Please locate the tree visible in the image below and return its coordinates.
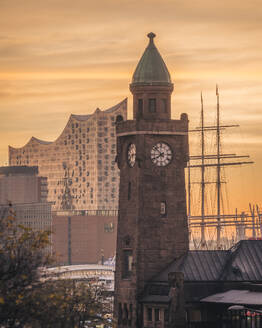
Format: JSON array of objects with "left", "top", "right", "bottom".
[
  {"left": 27, "top": 279, "right": 110, "bottom": 328},
  {"left": 0, "top": 206, "right": 51, "bottom": 327},
  {"left": 0, "top": 205, "right": 112, "bottom": 328}
]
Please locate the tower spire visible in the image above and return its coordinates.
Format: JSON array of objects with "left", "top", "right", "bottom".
[
  {"left": 131, "top": 32, "right": 172, "bottom": 86},
  {"left": 147, "top": 32, "right": 156, "bottom": 43},
  {"left": 130, "top": 33, "right": 174, "bottom": 120}
]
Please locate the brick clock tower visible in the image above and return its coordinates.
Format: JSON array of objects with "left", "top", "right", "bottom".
[{"left": 114, "top": 33, "right": 189, "bottom": 328}]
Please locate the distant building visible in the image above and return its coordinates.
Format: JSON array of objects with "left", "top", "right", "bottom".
[
  {"left": 9, "top": 99, "right": 127, "bottom": 211},
  {"left": 0, "top": 166, "right": 48, "bottom": 204},
  {"left": 0, "top": 165, "right": 52, "bottom": 254},
  {"left": 46, "top": 264, "right": 115, "bottom": 291},
  {"left": 0, "top": 202, "right": 52, "bottom": 232},
  {"left": 52, "top": 211, "right": 117, "bottom": 265},
  {"left": 0, "top": 202, "right": 52, "bottom": 254}
]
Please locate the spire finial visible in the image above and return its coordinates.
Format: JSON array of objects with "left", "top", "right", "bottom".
[{"left": 147, "top": 32, "right": 156, "bottom": 43}]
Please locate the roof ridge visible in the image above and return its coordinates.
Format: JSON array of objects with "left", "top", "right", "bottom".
[
  {"left": 32, "top": 136, "right": 52, "bottom": 145},
  {"left": 218, "top": 242, "right": 241, "bottom": 281}
]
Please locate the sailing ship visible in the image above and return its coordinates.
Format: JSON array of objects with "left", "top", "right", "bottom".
[{"left": 187, "top": 86, "right": 261, "bottom": 250}]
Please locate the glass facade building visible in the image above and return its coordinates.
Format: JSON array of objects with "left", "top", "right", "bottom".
[{"left": 9, "top": 99, "right": 127, "bottom": 211}]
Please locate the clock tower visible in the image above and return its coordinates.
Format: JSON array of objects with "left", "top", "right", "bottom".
[{"left": 114, "top": 33, "right": 189, "bottom": 328}]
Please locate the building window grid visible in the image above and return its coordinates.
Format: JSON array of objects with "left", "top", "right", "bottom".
[{"left": 9, "top": 106, "right": 123, "bottom": 210}]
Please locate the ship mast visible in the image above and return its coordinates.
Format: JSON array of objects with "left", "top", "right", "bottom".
[
  {"left": 200, "top": 92, "right": 206, "bottom": 247},
  {"left": 216, "top": 85, "right": 222, "bottom": 248},
  {"left": 188, "top": 86, "right": 254, "bottom": 249}
]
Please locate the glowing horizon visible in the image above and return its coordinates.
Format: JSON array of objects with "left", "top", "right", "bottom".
[{"left": 1, "top": 0, "right": 261, "bottom": 214}]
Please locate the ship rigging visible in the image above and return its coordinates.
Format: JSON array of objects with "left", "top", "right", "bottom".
[{"left": 187, "top": 86, "right": 260, "bottom": 250}]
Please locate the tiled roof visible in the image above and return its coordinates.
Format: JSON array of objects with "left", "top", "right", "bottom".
[
  {"left": 153, "top": 250, "right": 228, "bottom": 282},
  {"left": 152, "top": 240, "right": 262, "bottom": 282},
  {"left": 222, "top": 240, "right": 262, "bottom": 281}
]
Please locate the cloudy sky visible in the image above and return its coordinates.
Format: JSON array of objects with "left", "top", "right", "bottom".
[{"left": 0, "top": 0, "right": 261, "bottom": 213}]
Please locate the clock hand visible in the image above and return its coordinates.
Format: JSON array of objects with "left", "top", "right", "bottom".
[
  {"left": 152, "top": 146, "right": 161, "bottom": 153},
  {"left": 152, "top": 153, "right": 163, "bottom": 160}
]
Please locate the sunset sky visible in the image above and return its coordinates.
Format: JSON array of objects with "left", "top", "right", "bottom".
[{"left": 1, "top": 0, "right": 262, "bottom": 213}]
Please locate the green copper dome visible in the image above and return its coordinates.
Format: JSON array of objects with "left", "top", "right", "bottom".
[{"left": 132, "top": 33, "right": 172, "bottom": 86}]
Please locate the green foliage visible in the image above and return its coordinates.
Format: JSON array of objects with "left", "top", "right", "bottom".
[
  {"left": 0, "top": 208, "right": 52, "bottom": 327},
  {"left": 0, "top": 207, "right": 112, "bottom": 328},
  {"left": 27, "top": 279, "right": 111, "bottom": 328}
]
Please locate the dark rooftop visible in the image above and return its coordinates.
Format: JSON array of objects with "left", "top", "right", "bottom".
[{"left": 152, "top": 240, "right": 262, "bottom": 282}]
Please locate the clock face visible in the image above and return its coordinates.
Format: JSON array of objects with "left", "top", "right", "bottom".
[
  {"left": 127, "top": 143, "right": 136, "bottom": 167},
  {"left": 151, "top": 142, "right": 173, "bottom": 166}
]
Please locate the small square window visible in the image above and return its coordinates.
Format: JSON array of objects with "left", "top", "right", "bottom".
[
  {"left": 123, "top": 250, "right": 133, "bottom": 278},
  {"left": 160, "top": 201, "right": 167, "bottom": 217}
]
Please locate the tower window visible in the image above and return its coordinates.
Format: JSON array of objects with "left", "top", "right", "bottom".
[
  {"left": 147, "top": 308, "right": 152, "bottom": 322},
  {"left": 149, "top": 98, "right": 156, "bottom": 113},
  {"left": 164, "top": 309, "right": 169, "bottom": 322},
  {"left": 118, "top": 303, "right": 123, "bottom": 324},
  {"left": 160, "top": 201, "right": 167, "bottom": 217},
  {"left": 123, "top": 303, "right": 128, "bottom": 321},
  {"left": 154, "top": 308, "right": 160, "bottom": 322},
  {"left": 123, "top": 250, "right": 133, "bottom": 278},
  {"left": 138, "top": 99, "right": 143, "bottom": 117},
  {"left": 161, "top": 98, "right": 167, "bottom": 112},
  {"left": 129, "top": 304, "right": 133, "bottom": 325}
]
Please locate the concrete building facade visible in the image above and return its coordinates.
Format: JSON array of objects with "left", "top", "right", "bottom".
[
  {"left": 0, "top": 202, "right": 52, "bottom": 254},
  {"left": 52, "top": 211, "right": 117, "bottom": 265},
  {"left": 0, "top": 166, "right": 48, "bottom": 205},
  {"left": 9, "top": 100, "right": 127, "bottom": 211}
]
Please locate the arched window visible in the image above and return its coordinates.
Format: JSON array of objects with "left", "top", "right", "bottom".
[{"left": 116, "top": 115, "right": 124, "bottom": 123}]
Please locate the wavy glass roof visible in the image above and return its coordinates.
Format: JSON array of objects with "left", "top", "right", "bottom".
[{"left": 9, "top": 98, "right": 127, "bottom": 149}]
